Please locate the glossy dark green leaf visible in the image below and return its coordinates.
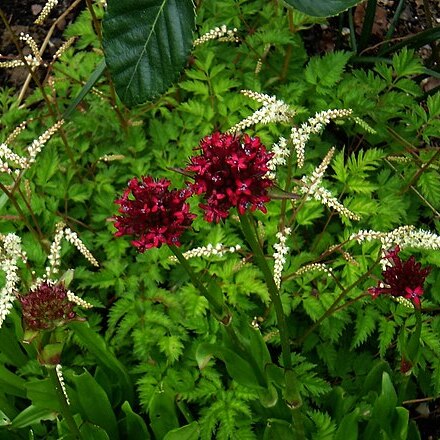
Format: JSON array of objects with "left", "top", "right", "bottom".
[
  {"left": 102, "top": 0, "right": 196, "bottom": 106},
  {"left": 283, "top": 0, "right": 363, "bottom": 17}
]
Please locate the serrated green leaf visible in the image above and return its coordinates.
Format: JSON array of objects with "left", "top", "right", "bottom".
[
  {"left": 284, "top": 0, "right": 363, "bottom": 17},
  {"left": 392, "top": 48, "right": 424, "bottom": 78},
  {"left": 351, "top": 308, "right": 378, "bottom": 349},
  {"left": 103, "top": 0, "right": 196, "bottom": 106},
  {"left": 427, "top": 92, "right": 440, "bottom": 118},
  {"left": 431, "top": 358, "right": 440, "bottom": 395},
  {"left": 417, "top": 171, "right": 440, "bottom": 208},
  {"left": 378, "top": 318, "right": 396, "bottom": 358},
  {"left": 158, "top": 335, "right": 184, "bottom": 363},
  {"left": 305, "top": 51, "right": 351, "bottom": 88},
  {"left": 35, "top": 146, "right": 59, "bottom": 186},
  {"left": 309, "top": 410, "right": 336, "bottom": 439}
]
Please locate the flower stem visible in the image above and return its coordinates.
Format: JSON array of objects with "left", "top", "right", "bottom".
[
  {"left": 169, "top": 245, "right": 230, "bottom": 323},
  {"left": 47, "top": 366, "right": 82, "bottom": 439},
  {"left": 239, "top": 213, "right": 302, "bottom": 410}
]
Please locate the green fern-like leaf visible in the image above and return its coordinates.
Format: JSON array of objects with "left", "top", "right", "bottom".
[
  {"left": 421, "top": 324, "right": 440, "bottom": 353},
  {"left": 431, "top": 358, "right": 440, "bottom": 396},
  {"left": 309, "top": 410, "right": 336, "bottom": 440},
  {"left": 305, "top": 51, "right": 351, "bottom": 89},
  {"left": 333, "top": 149, "right": 384, "bottom": 194},
  {"left": 417, "top": 170, "right": 440, "bottom": 209},
  {"left": 303, "top": 295, "right": 326, "bottom": 322},
  {"left": 317, "top": 343, "right": 337, "bottom": 372},
  {"left": 351, "top": 308, "right": 379, "bottom": 349},
  {"left": 392, "top": 48, "right": 424, "bottom": 78},
  {"left": 378, "top": 317, "right": 396, "bottom": 358},
  {"left": 292, "top": 354, "right": 331, "bottom": 397},
  {"left": 158, "top": 335, "right": 184, "bottom": 364},
  {"left": 199, "top": 388, "right": 256, "bottom": 440},
  {"left": 180, "top": 80, "right": 210, "bottom": 97},
  {"left": 427, "top": 92, "right": 440, "bottom": 118}
]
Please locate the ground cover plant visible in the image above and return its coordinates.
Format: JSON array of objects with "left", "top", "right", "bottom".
[{"left": 0, "top": 0, "right": 439, "bottom": 438}]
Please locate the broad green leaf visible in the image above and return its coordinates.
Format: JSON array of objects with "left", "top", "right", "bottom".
[
  {"left": 196, "top": 343, "right": 263, "bottom": 389},
  {"left": 120, "top": 401, "right": 150, "bottom": 440},
  {"left": 25, "top": 379, "right": 59, "bottom": 411},
  {"left": 80, "top": 423, "right": 110, "bottom": 440},
  {"left": 11, "top": 405, "right": 57, "bottom": 429},
  {"left": 361, "top": 360, "right": 391, "bottom": 394},
  {"left": 163, "top": 422, "right": 200, "bottom": 440},
  {"left": 0, "top": 410, "right": 9, "bottom": 427},
  {"left": 0, "top": 324, "right": 28, "bottom": 367},
  {"left": 392, "top": 407, "right": 409, "bottom": 440},
  {"left": 102, "top": 0, "right": 196, "bottom": 106},
  {"left": 68, "top": 321, "right": 134, "bottom": 405},
  {"left": 284, "top": 0, "right": 362, "bottom": 17},
  {"left": 335, "top": 409, "right": 359, "bottom": 440},
  {"left": 0, "top": 364, "right": 26, "bottom": 398},
  {"left": 149, "top": 388, "right": 179, "bottom": 439},
  {"left": 72, "top": 370, "right": 119, "bottom": 440},
  {"left": 263, "top": 419, "right": 294, "bottom": 439},
  {"left": 372, "top": 372, "right": 397, "bottom": 435}
]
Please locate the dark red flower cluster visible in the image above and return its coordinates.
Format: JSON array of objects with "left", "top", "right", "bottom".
[
  {"left": 114, "top": 177, "right": 195, "bottom": 251},
  {"left": 369, "top": 246, "right": 431, "bottom": 307},
  {"left": 19, "top": 282, "right": 75, "bottom": 330},
  {"left": 186, "top": 132, "right": 273, "bottom": 222}
]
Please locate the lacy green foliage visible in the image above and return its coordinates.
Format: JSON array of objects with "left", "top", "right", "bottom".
[
  {"left": 308, "top": 410, "right": 336, "bottom": 439},
  {"left": 198, "top": 386, "right": 257, "bottom": 440}
]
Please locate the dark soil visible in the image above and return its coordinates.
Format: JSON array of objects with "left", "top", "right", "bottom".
[{"left": 0, "top": 0, "right": 80, "bottom": 88}]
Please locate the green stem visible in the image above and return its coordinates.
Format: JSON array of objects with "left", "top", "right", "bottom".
[
  {"left": 296, "top": 255, "right": 381, "bottom": 346},
  {"left": 239, "top": 212, "right": 303, "bottom": 413},
  {"left": 47, "top": 366, "right": 82, "bottom": 439},
  {"left": 407, "top": 306, "right": 422, "bottom": 363},
  {"left": 168, "top": 245, "right": 230, "bottom": 323}
]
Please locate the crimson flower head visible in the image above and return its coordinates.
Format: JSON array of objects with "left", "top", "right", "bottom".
[
  {"left": 114, "top": 176, "right": 196, "bottom": 251},
  {"left": 186, "top": 132, "right": 274, "bottom": 222},
  {"left": 369, "top": 246, "right": 431, "bottom": 308},
  {"left": 19, "top": 281, "right": 76, "bottom": 331}
]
